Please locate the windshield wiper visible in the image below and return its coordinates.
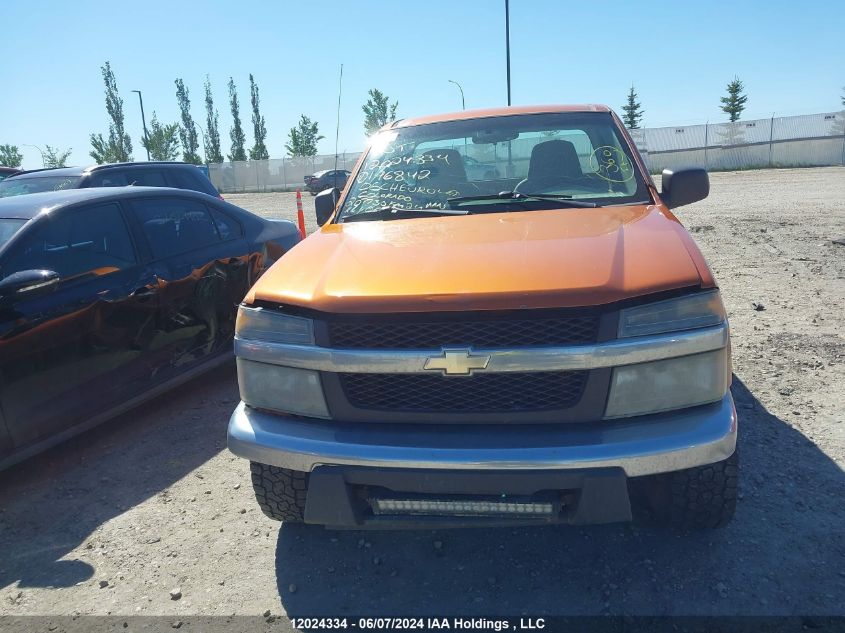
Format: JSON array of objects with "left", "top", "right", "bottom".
[
  {"left": 448, "top": 191, "right": 598, "bottom": 208},
  {"left": 341, "top": 205, "right": 470, "bottom": 223}
]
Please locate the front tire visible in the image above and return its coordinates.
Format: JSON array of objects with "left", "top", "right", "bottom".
[
  {"left": 249, "top": 462, "right": 309, "bottom": 523},
  {"left": 648, "top": 450, "right": 739, "bottom": 529}
]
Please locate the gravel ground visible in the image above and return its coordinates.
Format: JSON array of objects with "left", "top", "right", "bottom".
[{"left": 0, "top": 167, "right": 843, "bottom": 618}]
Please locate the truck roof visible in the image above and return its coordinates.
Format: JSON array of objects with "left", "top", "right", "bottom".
[{"left": 393, "top": 104, "right": 611, "bottom": 129}]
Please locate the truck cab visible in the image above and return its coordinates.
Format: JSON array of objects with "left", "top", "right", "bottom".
[{"left": 228, "top": 105, "right": 737, "bottom": 530}]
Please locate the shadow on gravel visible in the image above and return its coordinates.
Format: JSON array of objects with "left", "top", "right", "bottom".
[
  {"left": 0, "top": 362, "right": 237, "bottom": 590},
  {"left": 275, "top": 377, "right": 845, "bottom": 616}
]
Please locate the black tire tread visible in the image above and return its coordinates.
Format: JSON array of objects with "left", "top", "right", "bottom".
[
  {"left": 249, "top": 462, "right": 308, "bottom": 523},
  {"left": 668, "top": 450, "right": 739, "bottom": 530}
]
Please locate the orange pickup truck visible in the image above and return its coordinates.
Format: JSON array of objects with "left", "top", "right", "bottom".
[{"left": 228, "top": 105, "right": 737, "bottom": 530}]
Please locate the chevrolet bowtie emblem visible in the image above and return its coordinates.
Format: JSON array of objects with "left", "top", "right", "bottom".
[{"left": 424, "top": 348, "right": 491, "bottom": 376}]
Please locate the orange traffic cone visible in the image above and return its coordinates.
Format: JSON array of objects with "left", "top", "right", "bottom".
[{"left": 295, "top": 189, "right": 306, "bottom": 240}]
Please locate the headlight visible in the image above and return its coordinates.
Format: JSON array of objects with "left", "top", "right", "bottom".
[
  {"left": 606, "top": 291, "right": 731, "bottom": 418},
  {"left": 236, "top": 305, "right": 314, "bottom": 345},
  {"left": 604, "top": 349, "right": 730, "bottom": 419},
  {"left": 237, "top": 359, "right": 330, "bottom": 419},
  {"left": 619, "top": 290, "right": 725, "bottom": 338},
  {"left": 236, "top": 306, "right": 327, "bottom": 418}
]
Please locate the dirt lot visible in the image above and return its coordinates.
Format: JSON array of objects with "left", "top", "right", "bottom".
[{"left": 1, "top": 167, "right": 844, "bottom": 618}]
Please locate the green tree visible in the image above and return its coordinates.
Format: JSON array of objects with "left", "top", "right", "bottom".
[
  {"left": 248, "top": 74, "right": 269, "bottom": 160},
  {"left": 203, "top": 76, "right": 224, "bottom": 164},
  {"left": 720, "top": 76, "right": 748, "bottom": 122},
  {"left": 175, "top": 78, "right": 202, "bottom": 164},
  {"left": 89, "top": 133, "right": 117, "bottom": 164},
  {"left": 621, "top": 84, "right": 644, "bottom": 129},
  {"left": 362, "top": 88, "right": 398, "bottom": 136},
  {"left": 89, "top": 61, "right": 133, "bottom": 164},
  {"left": 841, "top": 86, "right": 845, "bottom": 107},
  {"left": 0, "top": 144, "right": 23, "bottom": 168},
  {"left": 285, "top": 115, "right": 324, "bottom": 157},
  {"left": 43, "top": 145, "right": 72, "bottom": 168},
  {"left": 227, "top": 77, "right": 247, "bottom": 162},
  {"left": 141, "top": 112, "right": 181, "bottom": 161}
]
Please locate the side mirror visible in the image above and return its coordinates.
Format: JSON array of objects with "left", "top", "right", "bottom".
[
  {"left": 661, "top": 168, "right": 709, "bottom": 209},
  {"left": 0, "top": 270, "right": 60, "bottom": 303},
  {"left": 314, "top": 187, "right": 340, "bottom": 226}
]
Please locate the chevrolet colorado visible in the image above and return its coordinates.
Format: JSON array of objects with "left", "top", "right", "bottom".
[{"left": 228, "top": 105, "right": 737, "bottom": 530}]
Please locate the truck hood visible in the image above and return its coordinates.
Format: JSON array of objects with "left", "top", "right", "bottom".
[{"left": 247, "top": 205, "right": 713, "bottom": 313}]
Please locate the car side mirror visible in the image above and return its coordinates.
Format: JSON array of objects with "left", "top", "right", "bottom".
[
  {"left": 661, "top": 168, "right": 709, "bottom": 209},
  {"left": 314, "top": 187, "right": 340, "bottom": 226},
  {"left": 0, "top": 270, "right": 60, "bottom": 303}
]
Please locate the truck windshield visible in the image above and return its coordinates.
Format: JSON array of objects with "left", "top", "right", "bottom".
[{"left": 338, "top": 111, "right": 650, "bottom": 221}]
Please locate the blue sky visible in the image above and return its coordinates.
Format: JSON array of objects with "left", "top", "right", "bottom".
[{"left": 2, "top": 0, "right": 843, "bottom": 169}]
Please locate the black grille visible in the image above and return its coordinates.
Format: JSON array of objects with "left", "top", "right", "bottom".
[
  {"left": 327, "top": 314, "right": 599, "bottom": 349},
  {"left": 339, "top": 372, "right": 587, "bottom": 413}
]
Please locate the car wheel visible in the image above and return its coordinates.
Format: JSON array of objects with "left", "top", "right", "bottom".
[
  {"left": 645, "top": 450, "right": 739, "bottom": 530},
  {"left": 249, "top": 462, "right": 308, "bottom": 523}
]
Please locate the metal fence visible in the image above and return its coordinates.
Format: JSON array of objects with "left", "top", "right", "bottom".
[
  {"left": 208, "top": 153, "right": 361, "bottom": 194},
  {"left": 632, "top": 111, "right": 845, "bottom": 173},
  {"left": 209, "top": 111, "right": 845, "bottom": 193}
]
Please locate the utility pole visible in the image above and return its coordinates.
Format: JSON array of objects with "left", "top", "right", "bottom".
[
  {"left": 132, "top": 90, "right": 151, "bottom": 161},
  {"left": 505, "top": 0, "right": 511, "bottom": 106},
  {"left": 448, "top": 80, "right": 465, "bottom": 110}
]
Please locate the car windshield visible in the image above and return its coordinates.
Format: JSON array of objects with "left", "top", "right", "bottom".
[
  {"left": 0, "top": 219, "right": 27, "bottom": 248},
  {"left": 337, "top": 111, "right": 650, "bottom": 220},
  {"left": 0, "top": 175, "right": 81, "bottom": 198}
]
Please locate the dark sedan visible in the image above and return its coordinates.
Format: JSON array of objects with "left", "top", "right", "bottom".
[
  {"left": 0, "top": 187, "right": 300, "bottom": 469},
  {"left": 0, "top": 162, "right": 220, "bottom": 199},
  {"left": 304, "top": 169, "right": 350, "bottom": 195},
  {"left": 0, "top": 167, "right": 22, "bottom": 182}
]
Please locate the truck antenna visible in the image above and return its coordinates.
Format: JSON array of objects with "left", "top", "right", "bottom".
[{"left": 334, "top": 63, "right": 344, "bottom": 174}]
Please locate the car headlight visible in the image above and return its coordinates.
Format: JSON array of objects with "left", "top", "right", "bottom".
[
  {"left": 236, "top": 305, "right": 314, "bottom": 345},
  {"left": 618, "top": 290, "right": 725, "bottom": 338},
  {"left": 604, "top": 348, "right": 730, "bottom": 419},
  {"left": 236, "top": 306, "right": 328, "bottom": 418},
  {"left": 606, "top": 291, "right": 730, "bottom": 418},
  {"left": 237, "top": 359, "right": 330, "bottom": 419}
]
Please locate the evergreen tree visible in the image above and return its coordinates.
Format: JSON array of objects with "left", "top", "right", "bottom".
[
  {"left": 621, "top": 84, "right": 644, "bottom": 129},
  {"left": 720, "top": 76, "right": 748, "bottom": 122},
  {"left": 363, "top": 88, "right": 398, "bottom": 136},
  {"left": 203, "top": 76, "right": 224, "bottom": 164},
  {"left": 285, "top": 115, "right": 324, "bottom": 157},
  {"left": 175, "top": 78, "right": 202, "bottom": 164},
  {"left": 248, "top": 74, "right": 269, "bottom": 160},
  {"left": 89, "top": 61, "right": 132, "bottom": 163},
  {"left": 43, "top": 145, "right": 72, "bottom": 168},
  {"left": 227, "top": 77, "right": 247, "bottom": 162},
  {"left": 0, "top": 144, "right": 23, "bottom": 168},
  {"left": 141, "top": 112, "right": 181, "bottom": 161}
]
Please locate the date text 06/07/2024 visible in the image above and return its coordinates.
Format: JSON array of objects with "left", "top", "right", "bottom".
[{"left": 290, "top": 617, "right": 547, "bottom": 630}]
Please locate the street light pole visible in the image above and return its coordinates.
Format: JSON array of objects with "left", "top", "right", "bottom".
[
  {"left": 448, "top": 80, "right": 465, "bottom": 110},
  {"left": 23, "top": 144, "right": 46, "bottom": 168},
  {"left": 132, "top": 90, "right": 151, "bottom": 161},
  {"left": 505, "top": 0, "right": 512, "bottom": 106}
]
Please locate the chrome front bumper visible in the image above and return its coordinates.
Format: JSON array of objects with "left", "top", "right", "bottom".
[{"left": 227, "top": 394, "right": 737, "bottom": 478}]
